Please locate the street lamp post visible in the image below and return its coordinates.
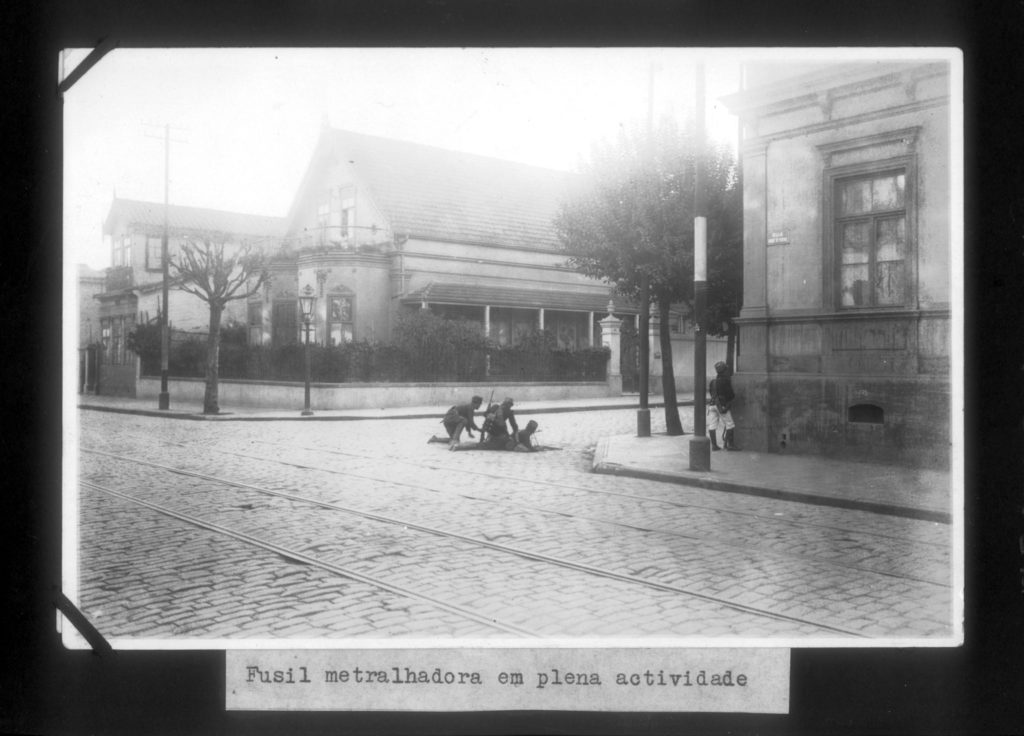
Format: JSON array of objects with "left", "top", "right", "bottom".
[{"left": 299, "top": 284, "right": 316, "bottom": 417}]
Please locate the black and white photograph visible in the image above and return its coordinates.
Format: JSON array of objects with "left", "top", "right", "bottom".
[{"left": 63, "top": 47, "right": 963, "bottom": 651}]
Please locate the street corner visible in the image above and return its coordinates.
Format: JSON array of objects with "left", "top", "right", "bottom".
[{"left": 590, "top": 435, "right": 614, "bottom": 472}]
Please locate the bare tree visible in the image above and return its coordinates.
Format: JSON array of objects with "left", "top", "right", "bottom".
[{"left": 170, "top": 235, "right": 268, "bottom": 414}]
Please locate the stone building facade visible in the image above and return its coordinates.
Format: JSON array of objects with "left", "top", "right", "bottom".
[{"left": 722, "top": 60, "right": 955, "bottom": 465}]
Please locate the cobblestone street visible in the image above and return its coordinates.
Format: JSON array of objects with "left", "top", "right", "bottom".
[{"left": 73, "top": 408, "right": 954, "bottom": 644}]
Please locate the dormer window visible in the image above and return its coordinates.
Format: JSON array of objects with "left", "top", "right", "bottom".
[
  {"left": 318, "top": 186, "right": 356, "bottom": 244},
  {"left": 113, "top": 233, "right": 132, "bottom": 267}
]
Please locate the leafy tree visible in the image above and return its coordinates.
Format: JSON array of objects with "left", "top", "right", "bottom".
[
  {"left": 170, "top": 235, "right": 269, "bottom": 414},
  {"left": 555, "top": 118, "right": 742, "bottom": 433}
]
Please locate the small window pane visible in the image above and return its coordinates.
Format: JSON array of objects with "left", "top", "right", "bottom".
[
  {"left": 328, "top": 190, "right": 342, "bottom": 233},
  {"left": 871, "top": 174, "right": 904, "bottom": 210},
  {"left": 840, "top": 222, "right": 870, "bottom": 263},
  {"left": 329, "top": 324, "right": 353, "bottom": 345},
  {"left": 840, "top": 179, "right": 871, "bottom": 215},
  {"left": 875, "top": 216, "right": 906, "bottom": 262},
  {"left": 841, "top": 265, "right": 870, "bottom": 307},
  {"left": 330, "top": 297, "right": 351, "bottom": 321},
  {"left": 875, "top": 261, "right": 905, "bottom": 305},
  {"left": 147, "top": 238, "right": 163, "bottom": 269}
]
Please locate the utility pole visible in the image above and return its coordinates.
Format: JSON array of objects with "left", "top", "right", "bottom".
[
  {"left": 637, "top": 274, "right": 651, "bottom": 437},
  {"left": 637, "top": 61, "right": 658, "bottom": 438},
  {"left": 689, "top": 62, "right": 711, "bottom": 470},
  {"left": 159, "top": 123, "right": 170, "bottom": 410},
  {"left": 144, "top": 123, "right": 187, "bottom": 410}
]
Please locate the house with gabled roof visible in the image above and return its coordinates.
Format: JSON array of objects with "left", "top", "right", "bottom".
[
  {"left": 263, "top": 126, "right": 627, "bottom": 351},
  {"left": 96, "top": 199, "right": 286, "bottom": 395},
  {"left": 93, "top": 126, "right": 722, "bottom": 399}
]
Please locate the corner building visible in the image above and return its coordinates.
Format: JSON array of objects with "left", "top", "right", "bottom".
[{"left": 722, "top": 60, "right": 954, "bottom": 466}]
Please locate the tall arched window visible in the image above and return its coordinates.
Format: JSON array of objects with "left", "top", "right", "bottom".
[{"left": 328, "top": 294, "right": 354, "bottom": 344}]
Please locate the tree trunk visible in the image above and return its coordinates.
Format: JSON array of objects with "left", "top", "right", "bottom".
[
  {"left": 203, "top": 302, "right": 223, "bottom": 414},
  {"left": 659, "top": 298, "right": 684, "bottom": 435}
]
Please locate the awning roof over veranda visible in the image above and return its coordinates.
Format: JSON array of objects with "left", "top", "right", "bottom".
[{"left": 402, "top": 282, "right": 640, "bottom": 315}]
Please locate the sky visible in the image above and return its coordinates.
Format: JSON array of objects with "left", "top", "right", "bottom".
[
  {"left": 62, "top": 47, "right": 955, "bottom": 271},
  {"left": 62, "top": 47, "right": 746, "bottom": 270}
]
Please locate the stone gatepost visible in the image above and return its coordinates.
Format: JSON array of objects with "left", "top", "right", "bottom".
[{"left": 599, "top": 301, "right": 623, "bottom": 395}]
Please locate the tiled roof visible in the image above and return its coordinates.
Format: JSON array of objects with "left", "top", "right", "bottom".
[
  {"left": 104, "top": 198, "right": 287, "bottom": 240},
  {"left": 403, "top": 282, "right": 635, "bottom": 314},
  {"left": 324, "top": 129, "right": 577, "bottom": 250}
]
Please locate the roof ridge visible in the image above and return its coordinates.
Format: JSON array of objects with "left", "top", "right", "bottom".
[
  {"left": 111, "top": 197, "right": 288, "bottom": 222},
  {"left": 328, "top": 127, "right": 577, "bottom": 176}
]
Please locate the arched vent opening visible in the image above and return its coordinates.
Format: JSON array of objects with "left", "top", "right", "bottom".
[{"left": 848, "top": 403, "right": 884, "bottom": 424}]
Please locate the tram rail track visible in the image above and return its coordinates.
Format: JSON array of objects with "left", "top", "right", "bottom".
[
  {"left": 80, "top": 446, "right": 904, "bottom": 638},
  {"left": 241, "top": 437, "right": 951, "bottom": 545},
  {"left": 81, "top": 479, "right": 539, "bottom": 638},
  {"left": 96, "top": 437, "right": 950, "bottom": 587}
]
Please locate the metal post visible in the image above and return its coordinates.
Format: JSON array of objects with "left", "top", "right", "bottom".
[
  {"left": 689, "top": 62, "right": 711, "bottom": 471},
  {"left": 158, "top": 123, "right": 170, "bottom": 410},
  {"left": 302, "top": 320, "right": 313, "bottom": 416}
]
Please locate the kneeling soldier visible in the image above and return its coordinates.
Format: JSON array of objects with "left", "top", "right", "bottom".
[{"left": 439, "top": 395, "right": 483, "bottom": 450}]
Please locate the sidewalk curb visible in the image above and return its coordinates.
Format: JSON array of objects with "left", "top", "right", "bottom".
[
  {"left": 590, "top": 437, "right": 951, "bottom": 525},
  {"left": 77, "top": 400, "right": 683, "bottom": 422}
]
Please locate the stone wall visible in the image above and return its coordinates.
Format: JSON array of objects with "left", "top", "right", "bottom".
[
  {"left": 137, "top": 377, "right": 613, "bottom": 411},
  {"left": 97, "top": 360, "right": 139, "bottom": 398},
  {"left": 733, "top": 371, "right": 950, "bottom": 468}
]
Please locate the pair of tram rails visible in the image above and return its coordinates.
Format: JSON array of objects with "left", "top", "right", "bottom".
[{"left": 78, "top": 437, "right": 951, "bottom": 640}]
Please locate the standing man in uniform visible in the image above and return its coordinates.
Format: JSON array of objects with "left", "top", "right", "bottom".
[{"left": 708, "top": 361, "right": 741, "bottom": 451}]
